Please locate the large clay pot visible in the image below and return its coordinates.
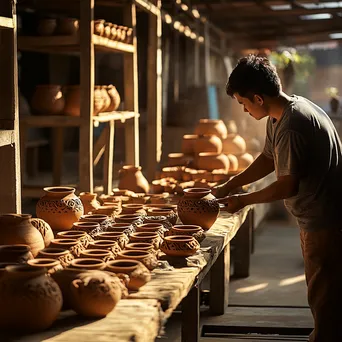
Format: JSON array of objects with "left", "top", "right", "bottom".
[
  {"left": 106, "top": 85, "right": 121, "bottom": 111},
  {"left": 181, "top": 134, "right": 198, "bottom": 155},
  {"left": 0, "top": 214, "right": 45, "bottom": 257},
  {"left": 178, "top": 188, "right": 219, "bottom": 230},
  {"left": 237, "top": 152, "right": 254, "bottom": 172},
  {"left": 27, "top": 258, "right": 63, "bottom": 274},
  {"left": 161, "top": 235, "right": 200, "bottom": 257},
  {"left": 0, "top": 265, "right": 62, "bottom": 332},
  {"left": 36, "top": 187, "right": 84, "bottom": 231},
  {"left": 193, "top": 134, "right": 223, "bottom": 154},
  {"left": 63, "top": 85, "right": 80, "bottom": 117},
  {"left": 222, "top": 134, "right": 246, "bottom": 155},
  {"left": 129, "top": 232, "right": 162, "bottom": 250},
  {"left": 125, "top": 242, "right": 155, "bottom": 255},
  {"left": 30, "top": 218, "right": 54, "bottom": 247},
  {"left": 118, "top": 165, "right": 150, "bottom": 193},
  {"left": 31, "top": 85, "right": 65, "bottom": 115},
  {"left": 197, "top": 152, "right": 230, "bottom": 172},
  {"left": 0, "top": 245, "right": 34, "bottom": 263},
  {"left": 79, "top": 192, "right": 101, "bottom": 214},
  {"left": 194, "top": 119, "right": 228, "bottom": 140},
  {"left": 227, "top": 154, "right": 239, "bottom": 172}
]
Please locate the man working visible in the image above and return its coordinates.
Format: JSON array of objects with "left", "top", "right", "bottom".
[{"left": 215, "top": 54, "right": 342, "bottom": 342}]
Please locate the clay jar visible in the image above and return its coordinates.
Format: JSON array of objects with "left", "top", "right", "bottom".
[
  {"left": 129, "top": 232, "right": 162, "bottom": 250},
  {"left": 117, "top": 250, "right": 158, "bottom": 270},
  {"left": 50, "top": 238, "right": 84, "bottom": 257},
  {"left": 30, "top": 218, "right": 54, "bottom": 247},
  {"left": 80, "top": 249, "right": 115, "bottom": 262},
  {"left": 160, "top": 235, "right": 200, "bottom": 257},
  {"left": 178, "top": 188, "right": 219, "bottom": 230},
  {"left": 115, "top": 214, "right": 144, "bottom": 227},
  {"left": 56, "top": 18, "right": 79, "bottom": 35},
  {"left": 0, "top": 245, "right": 34, "bottom": 263},
  {"left": 106, "top": 85, "right": 121, "bottom": 111},
  {"left": 145, "top": 208, "right": 178, "bottom": 226},
  {"left": 125, "top": 242, "right": 155, "bottom": 254},
  {"left": 168, "top": 225, "right": 205, "bottom": 243},
  {"left": 118, "top": 165, "right": 150, "bottom": 193},
  {"left": 121, "top": 204, "right": 146, "bottom": 216},
  {"left": 136, "top": 223, "right": 165, "bottom": 236},
  {"left": 94, "top": 19, "right": 105, "bottom": 36},
  {"left": 31, "top": 85, "right": 65, "bottom": 115},
  {"left": 69, "top": 258, "right": 106, "bottom": 270},
  {"left": 63, "top": 85, "right": 80, "bottom": 117},
  {"left": 36, "top": 187, "right": 84, "bottom": 231},
  {"left": 57, "top": 230, "right": 93, "bottom": 248},
  {"left": 95, "top": 232, "right": 129, "bottom": 249},
  {"left": 0, "top": 214, "right": 44, "bottom": 257},
  {"left": 107, "top": 223, "right": 135, "bottom": 236},
  {"left": 27, "top": 258, "right": 63, "bottom": 274},
  {"left": 37, "top": 247, "right": 74, "bottom": 267},
  {"left": 193, "top": 134, "right": 223, "bottom": 154},
  {"left": 106, "top": 260, "right": 151, "bottom": 291},
  {"left": 0, "top": 265, "right": 62, "bottom": 332},
  {"left": 194, "top": 119, "right": 228, "bottom": 140},
  {"left": 197, "top": 152, "right": 230, "bottom": 172},
  {"left": 167, "top": 153, "right": 189, "bottom": 167},
  {"left": 72, "top": 221, "right": 101, "bottom": 236},
  {"left": 87, "top": 240, "right": 121, "bottom": 258},
  {"left": 222, "top": 134, "right": 247, "bottom": 155},
  {"left": 79, "top": 214, "right": 108, "bottom": 225},
  {"left": 95, "top": 205, "right": 119, "bottom": 217},
  {"left": 79, "top": 192, "right": 101, "bottom": 214},
  {"left": 181, "top": 134, "right": 198, "bottom": 155}
]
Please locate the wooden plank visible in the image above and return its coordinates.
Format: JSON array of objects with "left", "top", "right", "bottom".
[
  {"left": 194, "top": 22, "right": 200, "bottom": 87},
  {"left": 79, "top": 0, "right": 94, "bottom": 192},
  {"left": 93, "top": 111, "right": 139, "bottom": 123},
  {"left": 0, "top": 16, "right": 13, "bottom": 29},
  {"left": 52, "top": 127, "right": 64, "bottom": 185},
  {"left": 146, "top": 0, "right": 162, "bottom": 181},
  {"left": 20, "top": 116, "right": 82, "bottom": 127},
  {"left": 0, "top": 129, "right": 14, "bottom": 147},
  {"left": 93, "top": 124, "right": 108, "bottom": 166},
  {"left": 134, "top": 0, "right": 160, "bottom": 15},
  {"left": 103, "top": 120, "right": 115, "bottom": 195},
  {"left": 181, "top": 286, "right": 199, "bottom": 342}
]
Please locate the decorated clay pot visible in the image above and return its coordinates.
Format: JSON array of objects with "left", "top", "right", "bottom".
[
  {"left": 69, "top": 258, "right": 106, "bottom": 270},
  {"left": 94, "top": 205, "right": 119, "bottom": 217},
  {"left": 106, "top": 260, "right": 151, "bottom": 291},
  {"left": 129, "top": 232, "right": 162, "bottom": 250},
  {"left": 121, "top": 204, "right": 146, "bottom": 216},
  {"left": 178, "top": 188, "right": 219, "bottom": 230},
  {"left": 181, "top": 134, "right": 198, "bottom": 155},
  {"left": 237, "top": 152, "right": 254, "bottom": 172},
  {"left": 193, "top": 134, "right": 223, "bottom": 154},
  {"left": 118, "top": 165, "right": 150, "bottom": 193},
  {"left": 167, "top": 153, "right": 189, "bottom": 167},
  {"left": 0, "top": 214, "right": 45, "bottom": 257},
  {"left": 115, "top": 214, "right": 144, "bottom": 227},
  {"left": 107, "top": 223, "right": 135, "bottom": 236},
  {"left": 168, "top": 225, "right": 205, "bottom": 243},
  {"left": 36, "top": 187, "right": 84, "bottom": 231},
  {"left": 94, "top": 19, "right": 105, "bottom": 36},
  {"left": 222, "top": 134, "right": 246, "bottom": 155},
  {"left": 145, "top": 208, "right": 178, "bottom": 226},
  {"left": 50, "top": 238, "right": 85, "bottom": 257},
  {"left": 125, "top": 242, "right": 155, "bottom": 255},
  {"left": 79, "top": 214, "right": 108, "bottom": 225},
  {"left": 72, "top": 221, "right": 101, "bottom": 236},
  {"left": 117, "top": 250, "right": 158, "bottom": 270},
  {"left": 37, "top": 247, "right": 74, "bottom": 267},
  {"left": 197, "top": 152, "right": 230, "bottom": 172},
  {"left": 95, "top": 232, "right": 129, "bottom": 249},
  {"left": 56, "top": 18, "right": 79, "bottom": 35},
  {"left": 80, "top": 249, "right": 115, "bottom": 262},
  {"left": 31, "top": 85, "right": 65, "bottom": 115},
  {"left": 194, "top": 119, "right": 228, "bottom": 140},
  {"left": 57, "top": 230, "right": 93, "bottom": 248},
  {"left": 27, "top": 258, "right": 63, "bottom": 274},
  {"left": 227, "top": 154, "right": 239, "bottom": 172},
  {"left": 160, "top": 235, "right": 200, "bottom": 257},
  {"left": 30, "top": 218, "right": 54, "bottom": 247},
  {"left": 94, "top": 85, "right": 105, "bottom": 115},
  {"left": 106, "top": 85, "right": 121, "bottom": 111},
  {"left": 63, "top": 85, "right": 80, "bottom": 117},
  {"left": 136, "top": 223, "right": 165, "bottom": 236},
  {"left": 100, "top": 86, "right": 111, "bottom": 112},
  {"left": 0, "top": 265, "right": 62, "bottom": 332},
  {"left": 0, "top": 245, "right": 33, "bottom": 263},
  {"left": 143, "top": 215, "right": 172, "bottom": 231},
  {"left": 87, "top": 240, "right": 121, "bottom": 258}
]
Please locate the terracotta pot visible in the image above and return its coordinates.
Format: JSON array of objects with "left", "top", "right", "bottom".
[
  {"left": 136, "top": 223, "right": 165, "bottom": 236},
  {"left": 95, "top": 232, "right": 129, "bottom": 249},
  {"left": 118, "top": 165, "right": 150, "bottom": 193},
  {"left": 107, "top": 223, "right": 135, "bottom": 236},
  {"left": 118, "top": 25, "right": 127, "bottom": 41},
  {"left": 0, "top": 244, "right": 33, "bottom": 263},
  {"left": 37, "top": 18, "right": 57, "bottom": 36},
  {"left": 100, "top": 86, "right": 111, "bottom": 112},
  {"left": 145, "top": 208, "right": 178, "bottom": 226},
  {"left": 0, "top": 214, "right": 44, "bottom": 257},
  {"left": 72, "top": 222, "right": 101, "bottom": 237},
  {"left": 121, "top": 204, "right": 146, "bottom": 216},
  {"left": 79, "top": 192, "right": 101, "bottom": 214},
  {"left": 31, "top": 85, "right": 65, "bottom": 115},
  {"left": 99, "top": 194, "right": 122, "bottom": 206},
  {"left": 106, "top": 85, "right": 121, "bottom": 111},
  {"left": 193, "top": 134, "right": 223, "bottom": 154},
  {"left": 117, "top": 250, "right": 158, "bottom": 270},
  {"left": 37, "top": 247, "right": 74, "bottom": 267},
  {"left": 103, "top": 22, "right": 112, "bottom": 38},
  {"left": 93, "top": 85, "right": 105, "bottom": 115},
  {"left": 148, "top": 193, "right": 170, "bottom": 203},
  {"left": 167, "top": 153, "right": 189, "bottom": 167},
  {"left": 30, "top": 218, "right": 54, "bottom": 247},
  {"left": 94, "top": 19, "right": 105, "bottom": 36},
  {"left": 194, "top": 119, "right": 228, "bottom": 140},
  {"left": 69, "top": 258, "right": 106, "bottom": 270},
  {"left": 87, "top": 240, "right": 121, "bottom": 258},
  {"left": 129, "top": 232, "right": 162, "bottom": 250},
  {"left": 237, "top": 152, "right": 254, "bottom": 172},
  {"left": 36, "top": 187, "right": 84, "bottom": 231},
  {"left": 168, "top": 225, "right": 205, "bottom": 243},
  {"left": 106, "top": 260, "right": 151, "bottom": 291},
  {"left": 178, "top": 188, "right": 219, "bottom": 230},
  {"left": 125, "top": 27, "right": 133, "bottom": 44},
  {"left": 50, "top": 238, "right": 85, "bottom": 257},
  {"left": 222, "top": 134, "right": 246, "bottom": 155},
  {"left": 197, "top": 152, "right": 230, "bottom": 172},
  {"left": 144, "top": 204, "right": 177, "bottom": 213},
  {"left": 56, "top": 18, "right": 79, "bottom": 35},
  {"left": 79, "top": 214, "right": 108, "bottom": 225},
  {"left": 181, "top": 134, "right": 198, "bottom": 155},
  {"left": 57, "top": 230, "right": 93, "bottom": 248},
  {"left": 227, "top": 154, "right": 239, "bottom": 172},
  {"left": 80, "top": 249, "right": 115, "bottom": 262},
  {"left": 143, "top": 215, "right": 172, "bottom": 231},
  {"left": 160, "top": 235, "right": 200, "bottom": 257},
  {"left": 115, "top": 214, "right": 144, "bottom": 227},
  {"left": 160, "top": 166, "right": 183, "bottom": 181},
  {"left": 27, "top": 258, "right": 63, "bottom": 274},
  {"left": 94, "top": 205, "right": 120, "bottom": 217},
  {"left": 63, "top": 85, "right": 80, "bottom": 117},
  {"left": 125, "top": 242, "right": 155, "bottom": 254},
  {"left": 0, "top": 265, "right": 62, "bottom": 332}
]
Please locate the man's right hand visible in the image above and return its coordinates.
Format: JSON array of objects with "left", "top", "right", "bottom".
[{"left": 212, "top": 182, "right": 232, "bottom": 198}]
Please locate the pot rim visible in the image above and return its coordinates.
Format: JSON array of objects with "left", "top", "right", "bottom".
[
  {"left": 164, "top": 235, "right": 195, "bottom": 242},
  {"left": 70, "top": 258, "right": 105, "bottom": 267},
  {"left": 43, "top": 186, "right": 76, "bottom": 194},
  {"left": 172, "top": 225, "right": 202, "bottom": 230},
  {"left": 0, "top": 244, "right": 31, "bottom": 252},
  {"left": 183, "top": 188, "right": 211, "bottom": 196}
]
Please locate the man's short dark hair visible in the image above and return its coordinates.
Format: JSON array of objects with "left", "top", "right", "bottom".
[{"left": 226, "top": 55, "right": 282, "bottom": 99}]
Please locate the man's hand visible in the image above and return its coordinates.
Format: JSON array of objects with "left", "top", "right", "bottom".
[
  {"left": 212, "top": 182, "right": 231, "bottom": 198},
  {"left": 217, "top": 195, "right": 246, "bottom": 213}
]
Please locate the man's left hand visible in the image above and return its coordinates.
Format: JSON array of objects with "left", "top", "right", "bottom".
[{"left": 217, "top": 194, "right": 246, "bottom": 213}]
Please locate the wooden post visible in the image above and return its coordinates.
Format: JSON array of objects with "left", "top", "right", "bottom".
[
  {"left": 124, "top": 3, "right": 139, "bottom": 167},
  {"left": 79, "top": 0, "right": 94, "bottom": 192},
  {"left": 103, "top": 120, "right": 115, "bottom": 195},
  {"left": 146, "top": 0, "right": 162, "bottom": 181},
  {"left": 52, "top": 127, "right": 64, "bottom": 185},
  {"left": 181, "top": 285, "right": 199, "bottom": 342},
  {"left": 210, "top": 243, "right": 230, "bottom": 315},
  {"left": 173, "top": 30, "right": 180, "bottom": 102},
  {"left": 204, "top": 22, "right": 211, "bottom": 87},
  {"left": 194, "top": 22, "right": 200, "bottom": 87}
]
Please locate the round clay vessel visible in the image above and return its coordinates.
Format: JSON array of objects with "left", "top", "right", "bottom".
[
  {"left": 106, "top": 260, "right": 151, "bottom": 291},
  {"left": 129, "top": 232, "right": 162, "bottom": 250},
  {"left": 70, "top": 258, "right": 106, "bottom": 270},
  {"left": 125, "top": 242, "right": 155, "bottom": 254},
  {"left": 197, "top": 152, "right": 230, "bottom": 172},
  {"left": 99, "top": 86, "right": 111, "bottom": 112},
  {"left": 93, "top": 85, "right": 105, "bottom": 115},
  {"left": 50, "top": 238, "right": 85, "bottom": 257},
  {"left": 36, "top": 187, "right": 84, "bottom": 231},
  {"left": 194, "top": 119, "right": 228, "bottom": 140},
  {"left": 118, "top": 165, "right": 150, "bottom": 193},
  {"left": 79, "top": 214, "right": 108, "bottom": 225},
  {"left": 177, "top": 188, "right": 219, "bottom": 230},
  {"left": 0, "top": 244, "right": 33, "bottom": 263},
  {"left": 57, "top": 230, "right": 93, "bottom": 248},
  {"left": 37, "top": 247, "right": 74, "bottom": 267},
  {"left": 107, "top": 223, "right": 135, "bottom": 236},
  {"left": 95, "top": 232, "right": 129, "bottom": 249},
  {"left": 143, "top": 215, "right": 172, "bottom": 231},
  {"left": 167, "top": 153, "right": 188, "bottom": 167},
  {"left": 168, "top": 225, "right": 205, "bottom": 243},
  {"left": 94, "top": 205, "right": 119, "bottom": 216},
  {"left": 237, "top": 152, "right": 254, "bottom": 172},
  {"left": 227, "top": 154, "right": 239, "bottom": 172},
  {"left": 145, "top": 208, "right": 178, "bottom": 225},
  {"left": 117, "top": 250, "right": 158, "bottom": 270},
  {"left": 136, "top": 223, "right": 165, "bottom": 236},
  {"left": 94, "top": 19, "right": 105, "bottom": 36},
  {"left": 27, "top": 258, "right": 63, "bottom": 274},
  {"left": 31, "top": 85, "right": 65, "bottom": 115},
  {"left": 121, "top": 204, "right": 146, "bottom": 216},
  {"left": 87, "top": 240, "right": 121, "bottom": 257},
  {"left": 181, "top": 134, "right": 198, "bottom": 155},
  {"left": 222, "top": 134, "right": 246, "bottom": 155},
  {"left": 0, "top": 214, "right": 44, "bottom": 257},
  {"left": 56, "top": 17, "right": 79, "bottom": 35},
  {"left": 63, "top": 85, "right": 80, "bottom": 117},
  {"left": 30, "top": 218, "right": 54, "bottom": 247},
  {"left": 0, "top": 265, "right": 62, "bottom": 332},
  {"left": 160, "top": 235, "right": 200, "bottom": 257},
  {"left": 37, "top": 18, "right": 57, "bottom": 36},
  {"left": 193, "top": 134, "right": 223, "bottom": 154},
  {"left": 80, "top": 249, "right": 115, "bottom": 262},
  {"left": 105, "top": 85, "right": 121, "bottom": 111},
  {"left": 115, "top": 214, "right": 144, "bottom": 227}
]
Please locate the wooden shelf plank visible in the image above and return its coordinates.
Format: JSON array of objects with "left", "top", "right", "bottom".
[
  {"left": 0, "top": 16, "right": 13, "bottom": 29},
  {"left": 93, "top": 111, "right": 139, "bottom": 123},
  {"left": 18, "top": 35, "right": 135, "bottom": 54},
  {"left": 0, "top": 130, "right": 14, "bottom": 147},
  {"left": 20, "top": 116, "right": 82, "bottom": 127}
]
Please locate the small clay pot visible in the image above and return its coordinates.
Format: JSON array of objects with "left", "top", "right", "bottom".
[
  {"left": 31, "top": 85, "right": 65, "bottom": 116},
  {"left": 37, "top": 18, "right": 57, "bottom": 36},
  {"left": 125, "top": 242, "right": 155, "bottom": 254},
  {"left": 168, "top": 225, "right": 205, "bottom": 243},
  {"left": 117, "top": 250, "right": 158, "bottom": 270},
  {"left": 87, "top": 240, "right": 121, "bottom": 258},
  {"left": 56, "top": 18, "right": 79, "bottom": 35},
  {"left": 94, "top": 205, "right": 119, "bottom": 217},
  {"left": 27, "top": 258, "right": 63, "bottom": 274},
  {"left": 94, "top": 19, "right": 105, "bottom": 36},
  {"left": 107, "top": 223, "right": 135, "bottom": 236},
  {"left": 129, "top": 232, "right": 162, "bottom": 250},
  {"left": 115, "top": 214, "right": 144, "bottom": 227},
  {"left": 118, "top": 165, "right": 150, "bottom": 194},
  {"left": 145, "top": 208, "right": 178, "bottom": 226},
  {"left": 37, "top": 247, "right": 74, "bottom": 268},
  {"left": 70, "top": 258, "right": 106, "bottom": 270},
  {"left": 136, "top": 223, "right": 165, "bottom": 236},
  {"left": 103, "top": 22, "right": 112, "bottom": 38},
  {"left": 30, "top": 218, "right": 54, "bottom": 248},
  {"left": 49, "top": 238, "right": 85, "bottom": 258},
  {"left": 80, "top": 249, "right": 115, "bottom": 262},
  {"left": 0, "top": 245, "right": 33, "bottom": 263},
  {"left": 121, "top": 204, "right": 146, "bottom": 216},
  {"left": 79, "top": 214, "right": 108, "bottom": 225},
  {"left": 194, "top": 119, "right": 228, "bottom": 140},
  {"left": 161, "top": 235, "right": 200, "bottom": 257},
  {"left": 57, "top": 230, "right": 93, "bottom": 248},
  {"left": 105, "top": 85, "right": 121, "bottom": 111},
  {"left": 95, "top": 232, "right": 129, "bottom": 249}
]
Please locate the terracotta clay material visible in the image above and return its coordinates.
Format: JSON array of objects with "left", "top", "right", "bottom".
[
  {"left": 80, "top": 249, "right": 115, "bottom": 262},
  {"left": 197, "top": 152, "right": 230, "bottom": 172},
  {"left": 125, "top": 242, "right": 155, "bottom": 254},
  {"left": 118, "top": 165, "right": 150, "bottom": 193},
  {"left": 145, "top": 208, "right": 178, "bottom": 226},
  {"left": 0, "top": 244, "right": 34, "bottom": 263},
  {"left": 106, "top": 223, "right": 135, "bottom": 236},
  {"left": 115, "top": 214, "right": 144, "bottom": 227},
  {"left": 117, "top": 250, "right": 158, "bottom": 270},
  {"left": 70, "top": 258, "right": 106, "bottom": 270},
  {"left": 168, "top": 225, "right": 206, "bottom": 243},
  {"left": 181, "top": 134, "right": 198, "bottom": 155},
  {"left": 57, "top": 230, "right": 93, "bottom": 248},
  {"left": 222, "top": 134, "right": 247, "bottom": 155},
  {"left": 160, "top": 235, "right": 200, "bottom": 257},
  {"left": 27, "top": 258, "right": 63, "bottom": 274},
  {"left": 193, "top": 134, "right": 223, "bottom": 154},
  {"left": 194, "top": 119, "right": 228, "bottom": 140},
  {"left": 95, "top": 232, "right": 129, "bottom": 249},
  {"left": 31, "top": 85, "right": 65, "bottom": 115},
  {"left": 37, "top": 247, "right": 74, "bottom": 267},
  {"left": 30, "top": 218, "right": 54, "bottom": 248},
  {"left": 129, "top": 232, "right": 162, "bottom": 250},
  {"left": 136, "top": 223, "right": 165, "bottom": 236},
  {"left": 87, "top": 240, "right": 121, "bottom": 258},
  {"left": 79, "top": 192, "right": 101, "bottom": 215},
  {"left": 121, "top": 204, "right": 146, "bottom": 216}
]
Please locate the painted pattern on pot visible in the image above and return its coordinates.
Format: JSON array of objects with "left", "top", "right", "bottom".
[
  {"left": 30, "top": 218, "right": 54, "bottom": 248},
  {"left": 37, "top": 247, "right": 74, "bottom": 268}
]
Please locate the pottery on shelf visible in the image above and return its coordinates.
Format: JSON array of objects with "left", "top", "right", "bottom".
[
  {"left": 31, "top": 85, "right": 65, "bottom": 115},
  {"left": 237, "top": 153, "right": 254, "bottom": 172},
  {"left": 37, "top": 247, "right": 74, "bottom": 268},
  {"left": 50, "top": 238, "right": 85, "bottom": 257},
  {"left": 194, "top": 119, "right": 228, "bottom": 140},
  {"left": 106, "top": 85, "right": 121, "bottom": 111},
  {"left": 0, "top": 265, "right": 62, "bottom": 332},
  {"left": 160, "top": 235, "right": 200, "bottom": 257},
  {"left": 118, "top": 165, "right": 150, "bottom": 194},
  {"left": 56, "top": 18, "right": 79, "bottom": 35},
  {"left": 227, "top": 154, "right": 239, "bottom": 172},
  {"left": 197, "top": 152, "right": 230, "bottom": 172},
  {"left": 181, "top": 134, "right": 198, "bottom": 155},
  {"left": 222, "top": 134, "right": 247, "bottom": 155},
  {"left": 167, "top": 153, "right": 189, "bottom": 167},
  {"left": 177, "top": 188, "right": 219, "bottom": 230},
  {"left": 37, "top": 18, "right": 57, "bottom": 36},
  {"left": 30, "top": 218, "right": 54, "bottom": 248},
  {"left": 94, "top": 19, "right": 105, "bottom": 36},
  {"left": 0, "top": 245, "right": 34, "bottom": 263},
  {"left": 117, "top": 250, "right": 158, "bottom": 270},
  {"left": 36, "top": 187, "right": 84, "bottom": 231},
  {"left": 63, "top": 85, "right": 80, "bottom": 117},
  {"left": 193, "top": 134, "right": 223, "bottom": 155},
  {"left": 0, "top": 214, "right": 45, "bottom": 257}
]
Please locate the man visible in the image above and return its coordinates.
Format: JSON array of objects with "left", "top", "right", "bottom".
[{"left": 215, "top": 54, "right": 342, "bottom": 342}]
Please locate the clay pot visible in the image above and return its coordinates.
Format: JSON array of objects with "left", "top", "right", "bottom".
[
  {"left": 107, "top": 223, "right": 135, "bottom": 236},
  {"left": 50, "top": 238, "right": 85, "bottom": 257},
  {"left": 99, "top": 194, "right": 122, "bottom": 206},
  {"left": 31, "top": 85, "right": 65, "bottom": 115},
  {"left": 145, "top": 208, "right": 178, "bottom": 225},
  {"left": 57, "top": 230, "right": 93, "bottom": 248},
  {"left": 106, "top": 85, "right": 121, "bottom": 111},
  {"left": 56, "top": 18, "right": 79, "bottom": 35},
  {"left": 160, "top": 166, "right": 183, "bottom": 181},
  {"left": 95, "top": 232, "right": 129, "bottom": 249},
  {"left": 117, "top": 250, "right": 158, "bottom": 270},
  {"left": 100, "top": 86, "right": 111, "bottom": 112},
  {"left": 222, "top": 134, "right": 246, "bottom": 155},
  {"left": 125, "top": 27, "right": 133, "bottom": 44},
  {"left": 27, "top": 258, "right": 63, "bottom": 274},
  {"left": 0, "top": 245, "right": 33, "bottom": 263},
  {"left": 95, "top": 205, "right": 120, "bottom": 217},
  {"left": 79, "top": 214, "right": 108, "bottom": 225},
  {"left": 0, "top": 265, "right": 62, "bottom": 332},
  {"left": 136, "top": 223, "right": 165, "bottom": 236},
  {"left": 106, "top": 260, "right": 151, "bottom": 291},
  {"left": 193, "top": 134, "right": 223, "bottom": 154},
  {"left": 121, "top": 204, "right": 146, "bottom": 216},
  {"left": 194, "top": 119, "right": 228, "bottom": 140},
  {"left": 79, "top": 192, "right": 101, "bottom": 214},
  {"left": 87, "top": 240, "right": 121, "bottom": 258},
  {"left": 237, "top": 152, "right": 254, "bottom": 172},
  {"left": 118, "top": 165, "right": 150, "bottom": 193},
  {"left": 80, "top": 249, "right": 115, "bottom": 262},
  {"left": 72, "top": 222, "right": 101, "bottom": 237},
  {"left": 36, "top": 187, "right": 84, "bottom": 231},
  {"left": 63, "top": 85, "right": 80, "bottom": 117},
  {"left": 167, "top": 153, "right": 189, "bottom": 167},
  {"left": 125, "top": 242, "right": 155, "bottom": 254},
  {"left": 103, "top": 22, "right": 112, "bottom": 38},
  {"left": 94, "top": 19, "right": 105, "bottom": 36},
  {"left": 37, "top": 18, "right": 57, "bottom": 36},
  {"left": 115, "top": 214, "right": 144, "bottom": 227},
  {"left": 37, "top": 247, "right": 74, "bottom": 267},
  {"left": 0, "top": 214, "right": 45, "bottom": 257},
  {"left": 93, "top": 85, "right": 105, "bottom": 115},
  {"left": 160, "top": 235, "right": 200, "bottom": 257},
  {"left": 69, "top": 258, "right": 106, "bottom": 270},
  {"left": 227, "top": 154, "right": 239, "bottom": 172},
  {"left": 143, "top": 215, "right": 172, "bottom": 231},
  {"left": 168, "top": 225, "right": 205, "bottom": 243},
  {"left": 148, "top": 193, "right": 170, "bottom": 203},
  {"left": 178, "top": 188, "right": 219, "bottom": 230},
  {"left": 30, "top": 218, "right": 54, "bottom": 247},
  {"left": 181, "top": 134, "right": 198, "bottom": 155},
  {"left": 144, "top": 204, "right": 177, "bottom": 213},
  {"left": 129, "top": 232, "right": 162, "bottom": 250},
  {"left": 197, "top": 152, "right": 230, "bottom": 172}
]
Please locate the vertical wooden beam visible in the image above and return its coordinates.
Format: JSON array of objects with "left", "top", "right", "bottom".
[
  {"left": 147, "top": 0, "right": 162, "bottom": 181},
  {"left": 162, "top": 35, "right": 170, "bottom": 122},
  {"left": 194, "top": 22, "right": 200, "bottom": 87},
  {"left": 204, "top": 22, "right": 211, "bottom": 87},
  {"left": 181, "top": 285, "right": 199, "bottom": 342},
  {"left": 52, "top": 127, "right": 64, "bottom": 185},
  {"left": 173, "top": 30, "right": 180, "bottom": 102},
  {"left": 103, "top": 120, "right": 115, "bottom": 195},
  {"left": 124, "top": 3, "right": 139, "bottom": 167},
  {"left": 79, "top": 0, "right": 94, "bottom": 192}
]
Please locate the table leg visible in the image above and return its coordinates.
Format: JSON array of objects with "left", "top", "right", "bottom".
[
  {"left": 209, "top": 243, "right": 230, "bottom": 315},
  {"left": 181, "top": 285, "right": 199, "bottom": 342}
]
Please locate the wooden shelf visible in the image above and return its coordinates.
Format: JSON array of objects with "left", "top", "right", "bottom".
[
  {"left": 18, "top": 34, "right": 135, "bottom": 54},
  {"left": 20, "top": 116, "right": 82, "bottom": 127},
  {"left": 0, "top": 16, "right": 13, "bottom": 29},
  {"left": 0, "top": 130, "right": 14, "bottom": 147},
  {"left": 93, "top": 111, "right": 140, "bottom": 123}
]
